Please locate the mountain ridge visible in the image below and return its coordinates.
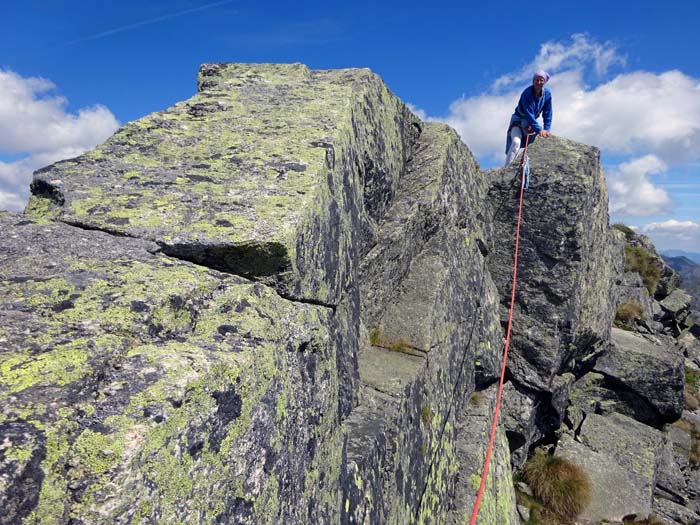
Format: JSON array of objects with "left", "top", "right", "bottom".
[{"left": 1, "top": 63, "right": 700, "bottom": 525}]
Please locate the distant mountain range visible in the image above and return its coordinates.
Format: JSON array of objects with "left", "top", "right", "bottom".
[
  {"left": 662, "top": 249, "right": 700, "bottom": 264},
  {"left": 662, "top": 253, "right": 700, "bottom": 309}
]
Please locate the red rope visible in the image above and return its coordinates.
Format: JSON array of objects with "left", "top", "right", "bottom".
[{"left": 468, "top": 132, "right": 532, "bottom": 524}]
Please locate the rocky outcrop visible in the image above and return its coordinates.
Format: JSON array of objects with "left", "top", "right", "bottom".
[
  {"left": 567, "top": 327, "right": 685, "bottom": 425},
  {"left": 3, "top": 62, "right": 700, "bottom": 524},
  {"left": 6, "top": 64, "right": 431, "bottom": 525},
  {"left": 486, "top": 136, "right": 623, "bottom": 465},
  {"left": 27, "top": 63, "right": 420, "bottom": 309},
  {"left": 664, "top": 255, "right": 700, "bottom": 310},
  {"left": 3, "top": 64, "right": 506, "bottom": 525},
  {"left": 487, "top": 136, "right": 621, "bottom": 393},
  {"left": 343, "top": 122, "right": 502, "bottom": 523},
  {"left": 0, "top": 214, "right": 343, "bottom": 525}
]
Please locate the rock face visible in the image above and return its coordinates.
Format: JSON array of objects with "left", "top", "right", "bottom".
[
  {"left": 557, "top": 412, "right": 664, "bottom": 522},
  {"left": 449, "top": 387, "right": 519, "bottom": 525},
  {"left": 27, "top": 63, "right": 420, "bottom": 308},
  {"left": 3, "top": 64, "right": 502, "bottom": 525},
  {"left": 3, "top": 63, "right": 699, "bottom": 524},
  {"left": 487, "top": 136, "right": 621, "bottom": 393},
  {"left": 342, "top": 122, "right": 503, "bottom": 523},
  {"left": 486, "top": 136, "right": 623, "bottom": 465},
  {"left": 0, "top": 214, "right": 342, "bottom": 525}
]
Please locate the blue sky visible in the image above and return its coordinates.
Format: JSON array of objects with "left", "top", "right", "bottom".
[{"left": 1, "top": 0, "right": 699, "bottom": 251}]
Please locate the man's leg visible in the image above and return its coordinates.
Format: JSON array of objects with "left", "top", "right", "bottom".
[{"left": 504, "top": 127, "right": 523, "bottom": 166}]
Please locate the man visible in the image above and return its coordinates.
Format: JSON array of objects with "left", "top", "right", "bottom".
[{"left": 504, "top": 70, "right": 553, "bottom": 166}]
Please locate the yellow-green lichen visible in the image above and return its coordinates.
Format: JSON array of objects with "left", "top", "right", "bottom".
[
  {"left": 72, "top": 428, "right": 127, "bottom": 475},
  {"left": 0, "top": 344, "right": 89, "bottom": 394}
]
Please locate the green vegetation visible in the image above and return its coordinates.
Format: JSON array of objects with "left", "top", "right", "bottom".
[
  {"left": 368, "top": 327, "right": 415, "bottom": 354},
  {"left": 686, "top": 367, "right": 700, "bottom": 390},
  {"left": 624, "top": 245, "right": 663, "bottom": 295},
  {"left": 685, "top": 367, "right": 700, "bottom": 411},
  {"left": 468, "top": 391, "right": 484, "bottom": 407},
  {"left": 421, "top": 404, "right": 434, "bottom": 426},
  {"left": 369, "top": 327, "right": 382, "bottom": 346},
  {"left": 612, "top": 223, "right": 635, "bottom": 240},
  {"left": 523, "top": 451, "right": 591, "bottom": 523},
  {"left": 614, "top": 301, "right": 644, "bottom": 329}
]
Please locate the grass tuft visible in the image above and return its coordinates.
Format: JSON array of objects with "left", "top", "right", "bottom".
[
  {"left": 523, "top": 451, "right": 591, "bottom": 522},
  {"left": 624, "top": 245, "right": 663, "bottom": 295},
  {"left": 614, "top": 301, "right": 644, "bottom": 328},
  {"left": 613, "top": 223, "right": 636, "bottom": 240},
  {"left": 369, "top": 327, "right": 382, "bottom": 346},
  {"left": 368, "top": 327, "right": 415, "bottom": 354}
]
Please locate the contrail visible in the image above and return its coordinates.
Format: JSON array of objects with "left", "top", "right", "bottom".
[{"left": 67, "top": 0, "right": 234, "bottom": 44}]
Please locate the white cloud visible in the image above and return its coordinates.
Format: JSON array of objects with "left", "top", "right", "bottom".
[
  {"left": 0, "top": 188, "right": 23, "bottom": 211},
  {"left": 0, "top": 69, "right": 119, "bottom": 212},
  {"left": 555, "top": 70, "right": 700, "bottom": 162},
  {"left": 493, "top": 33, "right": 626, "bottom": 90},
  {"left": 607, "top": 155, "right": 673, "bottom": 216},
  {"left": 636, "top": 220, "right": 700, "bottom": 252}
]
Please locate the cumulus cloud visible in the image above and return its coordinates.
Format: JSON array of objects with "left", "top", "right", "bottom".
[
  {"left": 555, "top": 70, "right": 700, "bottom": 162},
  {"left": 636, "top": 220, "right": 700, "bottom": 251},
  {"left": 0, "top": 188, "right": 23, "bottom": 211},
  {"left": 438, "top": 34, "right": 700, "bottom": 170},
  {"left": 493, "top": 33, "right": 626, "bottom": 90},
  {"left": 607, "top": 155, "right": 673, "bottom": 216},
  {"left": 0, "top": 69, "right": 119, "bottom": 211}
]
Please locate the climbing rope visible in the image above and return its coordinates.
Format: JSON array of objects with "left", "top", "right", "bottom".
[{"left": 468, "top": 132, "right": 534, "bottom": 524}]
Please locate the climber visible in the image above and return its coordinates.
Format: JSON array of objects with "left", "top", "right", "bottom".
[{"left": 504, "top": 70, "right": 553, "bottom": 166}]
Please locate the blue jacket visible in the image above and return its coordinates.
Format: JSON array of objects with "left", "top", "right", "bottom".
[
  {"left": 511, "top": 86, "right": 552, "bottom": 132},
  {"left": 505, "top": 86, "right": 552, "bottom": 154}
]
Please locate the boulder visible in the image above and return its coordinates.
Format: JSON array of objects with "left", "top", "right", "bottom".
[
  {"left": 486, "top": 136, "right": 622, "bottom": 393},
  {"left": 593, "top": 327, "right": 684, "bottom": 423},
  {"left": 556, "top": 412, "right": 664, "bottom": 522},
  {"left": 686, "top": 311, "right": 700, "bottom": 338},
  {"left": 0, "top": 214, "right": 343, "bottom": 525},
  {"left": 653, "top": 497, "right": 700, "bottom": 524},
  {"left": 569, "top": 372, "right": 659, "bottom": 425},
  {"left": 26, "top": 63, "right": 421, "bottom": 308},
  {"left": 660, "top": 289, "right": 693, "bottom": 319}
]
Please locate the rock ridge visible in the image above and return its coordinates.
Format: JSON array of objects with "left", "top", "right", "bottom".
[{"left": 2, "top": 63, "right": 699, "bottom": 524}]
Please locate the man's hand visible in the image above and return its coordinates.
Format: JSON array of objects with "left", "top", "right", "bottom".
[{"left": 540, "top": 130, "right": 550, "bottom": 137}]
